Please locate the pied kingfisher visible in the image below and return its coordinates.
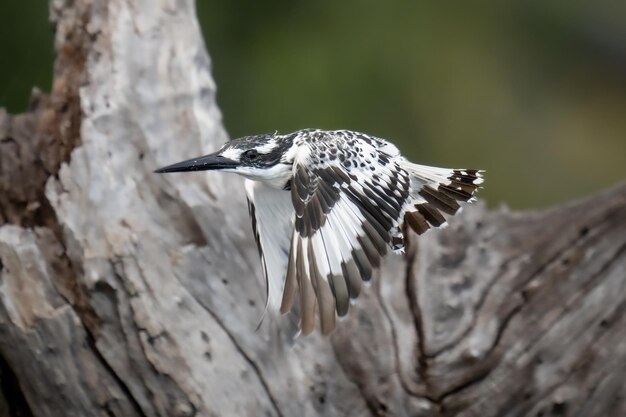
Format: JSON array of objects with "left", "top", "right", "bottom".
[{"left": 156, "top": 129, "right": 483, "bottom": 335}]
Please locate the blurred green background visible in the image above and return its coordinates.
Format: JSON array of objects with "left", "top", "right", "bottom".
[{"left": 2, "top": 1, "right": 625, "bottom": 209}]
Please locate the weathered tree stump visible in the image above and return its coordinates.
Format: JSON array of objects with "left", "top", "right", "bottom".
[{"left": 0, "top": 1, "right": 624, "bottom": 416}]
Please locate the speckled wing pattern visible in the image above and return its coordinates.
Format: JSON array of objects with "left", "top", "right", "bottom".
[{"left": 280, "top": 131, "right": 483, "bottom": 334}]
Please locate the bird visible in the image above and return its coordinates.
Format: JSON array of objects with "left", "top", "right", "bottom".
[{"left": 156, "top": 129, "right": 483, "bottom": 335}]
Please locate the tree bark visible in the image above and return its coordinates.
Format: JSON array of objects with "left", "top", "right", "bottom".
[{"left": 0, "top": 1, "right": 624, "bottom": 417}]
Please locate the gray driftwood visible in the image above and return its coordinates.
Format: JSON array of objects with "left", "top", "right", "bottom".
[{"left": 0, "top": 1, "right": 625, "bottom": 416}]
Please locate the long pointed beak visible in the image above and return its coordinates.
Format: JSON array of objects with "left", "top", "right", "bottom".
[{"left": 154, "top": 152, "right": 238, "bottom": 173}]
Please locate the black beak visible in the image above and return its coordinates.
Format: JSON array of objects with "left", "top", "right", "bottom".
[{"left": 154, "top": 152, "right": 238, "bottom": 173}]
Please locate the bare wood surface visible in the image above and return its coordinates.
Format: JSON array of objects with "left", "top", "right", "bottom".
[{"left": 0, "top": 1, "right": 624, "bottom": 416}]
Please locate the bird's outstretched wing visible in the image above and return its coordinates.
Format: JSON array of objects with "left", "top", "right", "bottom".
[
  {"left": 244, "top": 180, "right": 293, "bottom": 313},
  {"left": 283, "top": 148, "right": 483, "bottom": 335},
  {"left": 283, "top": 159, "right": 414, "bottom": 334}
]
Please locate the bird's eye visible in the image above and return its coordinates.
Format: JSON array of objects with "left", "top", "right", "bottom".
[{"left": 243, "top": 149, "right": 259, "bottom": 160}]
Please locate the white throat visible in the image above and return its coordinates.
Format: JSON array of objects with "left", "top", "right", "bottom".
[{"left": 233, "top": 163, "right": 292, "bottom": 189}]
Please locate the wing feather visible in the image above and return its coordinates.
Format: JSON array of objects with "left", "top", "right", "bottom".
[
  {"left": 244, "top": 180, "right": 293, "bottom": 311},
  {"left": 297, "top": 237, "right": 317, "bottom": 335},
  {"left": 275, "top": 139, "right": 483, "bottom": 335},
  {"left": 307, "top": 238, "right": 336, "bottom": 334},
  {"left": 279, "top": 228, "right": 298, "bottom": 314},
  {"left": 283, "top": 162, "right": 394, "bottom": 332}
]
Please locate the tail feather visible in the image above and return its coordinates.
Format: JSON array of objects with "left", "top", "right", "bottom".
[{"left": 398, "top": 161, "right": 484, "bottom": 235}]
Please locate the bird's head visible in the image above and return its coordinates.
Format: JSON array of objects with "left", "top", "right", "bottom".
[{"left": 155, "top": 133, "right": 295, "bottom": 185}]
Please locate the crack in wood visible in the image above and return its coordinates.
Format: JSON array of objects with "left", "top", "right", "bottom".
[
  {"left": 438, "top": 231, "right": 626, "bottom": 407},
  {"left": 329, "top": 341, "right": 379, "bottom": 417},
  {"left": 84, "top": 322, "right": 149, "bottom": 417},
  {"left": 75, "top": 269, "right": 151, "bottom": 417},
  {"left": 171, "top": 272, "right": 285, "bottom": 417},
  {"left": 423, "top": 253, "right": 518, "bottom": 359},
  {"left": 425, "top": 202, "right": 623, "bottom": 360},
  {"left": 403, "top": 233, "right": 446, "bottom": 417},
  {"left": 0, "top": 352, "right": 34, "bottom": 417},
  {"left": 571, "top": 302, "right": 626, "bottom": 417},
  {"left": 516, "top": 297, "right": 626, "bottom": 417},
  {"left": 111, "top": 258, "right": 201, "bottom": 416},
  {"left": 501, "top": 238, "right": 626, "bottom": 366},
  {"left": 375, "top": 260, "right": 436, "bottom": 403},
  {"left": 405, "top": 251, "right": 436, "bottom": 394}
]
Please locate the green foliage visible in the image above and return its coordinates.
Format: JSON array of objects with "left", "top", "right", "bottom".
[{"left": 0, "top": 0, "right": 53, "bottom": 112}]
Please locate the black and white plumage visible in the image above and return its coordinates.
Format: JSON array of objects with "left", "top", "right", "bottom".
[{"left": 156, "top": 129, "right": 484, "bottom": 335}]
